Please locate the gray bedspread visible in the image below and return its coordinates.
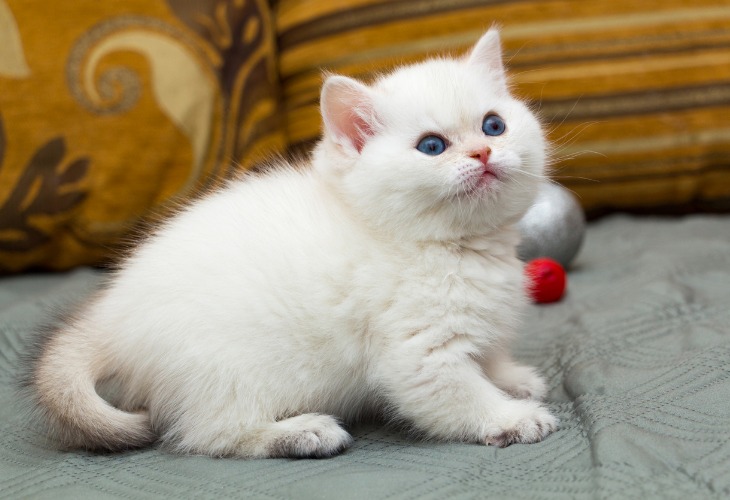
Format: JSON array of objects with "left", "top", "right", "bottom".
[{"left": 1, "top": 214, "right": 729, "bottom": 499}]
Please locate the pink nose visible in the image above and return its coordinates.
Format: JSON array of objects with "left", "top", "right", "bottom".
[{"left": 469, "top": 147, "right": 492, "bottom": 167}]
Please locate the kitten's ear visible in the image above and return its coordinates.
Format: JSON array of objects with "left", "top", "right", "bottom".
[
  {"left": 321, "top": 75, "right": 378, "bottom": 154},
  {"left": 466, "top": 29, "right": 508, "bottom": 92}
]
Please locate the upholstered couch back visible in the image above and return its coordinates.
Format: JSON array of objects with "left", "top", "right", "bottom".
[{"left": 1, "top": 0, "right": 728, "bottom": 272}]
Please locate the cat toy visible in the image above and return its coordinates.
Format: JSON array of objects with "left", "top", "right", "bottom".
[
  {"left": 525, "top": 258, "right": 566, "bottom": 304},
  {"left": 517, "top": 182, "right": 586, "bottom": 303}
]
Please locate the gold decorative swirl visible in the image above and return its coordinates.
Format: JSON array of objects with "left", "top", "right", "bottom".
[{"left": 66, "top": 16, "right": 220, "bottom": 190}]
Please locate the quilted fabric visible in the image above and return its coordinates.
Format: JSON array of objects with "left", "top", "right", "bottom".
[{"left": 1, "top": 215, "right": 730, "bottom": 498}]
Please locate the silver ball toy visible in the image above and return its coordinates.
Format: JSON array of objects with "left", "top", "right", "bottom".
[{"left": 517, "top": 182, "right": 586, "bottom": 268}]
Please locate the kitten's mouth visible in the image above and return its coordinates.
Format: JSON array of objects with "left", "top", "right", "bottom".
[
  {"left": 464, "top": 165, "right": 500, "bottom": 195},
  {"left": 478, "top": 167, "right": 498, "bottom": 185}
]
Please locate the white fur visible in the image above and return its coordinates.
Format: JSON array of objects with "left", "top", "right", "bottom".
[{"left": 31, "top": 29, "right": 557, "bottom": 457}]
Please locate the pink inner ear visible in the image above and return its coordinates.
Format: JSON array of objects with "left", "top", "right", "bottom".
[
  {"left": 348, "top": 109, "right": 373, "bottom": 153},
  {"left": 322, "top": 75, "right": 377, "bottom": 154},
  {"left": 333, "top": 100, "right": 374, "bottom": 153}
]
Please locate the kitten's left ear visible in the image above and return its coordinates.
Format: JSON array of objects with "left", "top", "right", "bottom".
[
  {"left": 321, "top": 75, "right": 379, "bottom": 155},
  {"left": 466, "top": 28, "right": 508, "bottom": 92}
]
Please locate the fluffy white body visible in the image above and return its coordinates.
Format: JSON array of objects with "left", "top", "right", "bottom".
[{"left": 29, "top": 29, "right": 557, "bottom": 458}]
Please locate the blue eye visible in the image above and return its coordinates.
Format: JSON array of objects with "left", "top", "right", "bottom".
[
  {"left": 416, "top": 135, "right": 447, "bottom": 156},
  {"left": 482, "top": 114, "right": 506, "bottom": 136}
]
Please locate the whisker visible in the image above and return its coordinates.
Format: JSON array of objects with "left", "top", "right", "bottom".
[
  {"left": 545, "top": 95, "right": 583, "bottom": 130},
  {"left": 548, "top": 149, "right": 607, "bottom": 163},
  {"left": 552, "top": 175, "right": 600, "bottom": 183},
  {"left": 549, "top": 121, "right": 600, "bottom": 147}
]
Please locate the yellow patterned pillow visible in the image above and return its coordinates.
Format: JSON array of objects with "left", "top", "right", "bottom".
[
  {"left": 275, "top": 0, "right": 730, "bottom": 216},
  {"left": 0, "top": 0, "right": 284, "bottom": 272}
]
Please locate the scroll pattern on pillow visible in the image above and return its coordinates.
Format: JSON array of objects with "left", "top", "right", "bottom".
[{"left": 0, "top": 0, "right": 284, "bottom": 273}]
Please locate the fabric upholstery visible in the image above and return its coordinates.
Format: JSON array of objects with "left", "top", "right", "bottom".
[
  {"left": 275, "top": 0, "right": 730, "bottom": 216},
  {"left": 2, "top": 0, "right": 730, "bottom": 273},
  {"left": 0, "top": 0, "right": 284, "bottom": 273}
]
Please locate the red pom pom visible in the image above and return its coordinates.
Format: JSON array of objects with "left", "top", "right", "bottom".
[{"left": 525, "top": 258, "right": 566, "bottom": 303}]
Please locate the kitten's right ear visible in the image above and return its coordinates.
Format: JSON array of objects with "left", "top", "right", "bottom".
[
  {"left": 320, "top": 75, "right": 378, "bottom": 155},
  {"left": 466, "top": 28, "right": 508, "bottom": 93}
]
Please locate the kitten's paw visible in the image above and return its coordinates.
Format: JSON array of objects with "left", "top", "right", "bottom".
[
  {"left": 495, "top": 366, "right": 548, "bottom": 400},
  {"left": 267, "top": 413, "right": 353, "bottom": 458},
  {"left": 484, "top": 400, "right": 558, "bottom": 448}
]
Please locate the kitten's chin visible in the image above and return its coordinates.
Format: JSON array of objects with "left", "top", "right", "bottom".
[{"left": 445, "top": 181, "right": 541, "bottom": 238}]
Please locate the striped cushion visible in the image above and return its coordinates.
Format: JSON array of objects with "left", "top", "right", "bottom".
[{"left": 275, "top": 0, "right": 730, "bottom": 215}]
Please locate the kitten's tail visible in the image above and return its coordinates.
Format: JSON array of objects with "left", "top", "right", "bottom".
[{"left": 23, "top": 320, "right": 156, "bottom": 451}]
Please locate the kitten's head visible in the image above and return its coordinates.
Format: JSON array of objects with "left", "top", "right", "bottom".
[{"left": 315, "top": 29, "right": 546, "bottom": 241}]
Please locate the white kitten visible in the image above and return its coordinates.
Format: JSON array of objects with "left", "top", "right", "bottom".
[{"left": 25, "top": 29, "right": 557, "bottom": 458}]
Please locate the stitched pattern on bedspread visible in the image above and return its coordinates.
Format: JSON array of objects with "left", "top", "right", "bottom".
[{"left": 0, "top": 215, "right": 729, "bottom": 499}]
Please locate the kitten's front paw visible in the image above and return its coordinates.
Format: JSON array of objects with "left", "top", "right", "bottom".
[
  {"left": 484, "top": 400, "right": 557, "bottom": 448},
  {"left": 268, "top": 414, "right": 353, "bottom": 458}
]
